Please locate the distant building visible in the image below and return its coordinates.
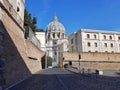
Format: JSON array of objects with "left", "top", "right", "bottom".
[
  {"left": 35, "top": 31, "right": 46, "bottom": 51},
  {"left": 68, "top": 29, "right": 120, "bottom": 53},
  {"left": 45, "top": 16, "right": 68, "bottom": 66}
]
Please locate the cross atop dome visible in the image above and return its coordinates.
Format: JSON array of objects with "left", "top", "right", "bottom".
[{"left": 53, "top": 16, "right": 58, "bottom": 22}]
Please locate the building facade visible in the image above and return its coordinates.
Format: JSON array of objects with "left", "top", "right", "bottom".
[
  {"left": 46, "top": 16, "right": 68, "bottom": 66},
  {"left": 35, "top": 31, "right": 46, "bottom": 51},
  {"left": 0, "top": 0, "right": 25, "bottom": 28},
  {"left": 8, "top": 0, "right": 25, "bottom": 21},
  {"left": 69, "top": 29, "right": 120, "bottom": 53}
]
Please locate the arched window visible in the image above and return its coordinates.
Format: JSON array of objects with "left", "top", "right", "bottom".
[
  {"left": 57, "top": 33, "right": 60, "bottom": 38},
  {"left": 87, "top": 34, "right": 90, "bottom": 38},
  {"left": 53, "top": 33, "right": 55, "bottom": 38},
  {"left": 109, "top": 36, "right": 112, "bottom": 40},
  {"left": 94, "top": 35, "right": 97, "bottom": 39}
]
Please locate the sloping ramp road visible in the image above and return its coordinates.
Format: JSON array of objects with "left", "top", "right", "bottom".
[{"left": 4, "top": 68, "right": 120, "bottom": 90}]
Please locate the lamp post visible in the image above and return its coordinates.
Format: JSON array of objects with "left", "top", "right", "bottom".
[
  {"left": 78, "top": 54, "right": 81, "bottom": 73},
  {"left": 45, "top": 50, "right": 47, "bottom": 69}
]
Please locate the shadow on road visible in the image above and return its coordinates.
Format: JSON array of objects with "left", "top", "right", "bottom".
[{"left": 4, "top": 68, "right": 120, "bottom": 90}]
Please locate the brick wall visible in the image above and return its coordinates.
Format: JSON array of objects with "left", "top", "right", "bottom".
[{"left": 62, "top": 52, "right": 120, "bottom": 70}]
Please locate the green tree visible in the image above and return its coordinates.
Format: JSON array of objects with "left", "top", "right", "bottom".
[
  {"left": 47, "top": 56, "right": 53, "bottom": 66},
  {"left": 24, "top": 9, "right": 29, "bottom": 26},
  {"left": 32, "top": 17, "right": 37, "bottom": 25},
  {"left": 24, "top": 9, "right": 37, "bottom": 32},
  {"left": 31, "top": 17, "right": 37, "bottom": 32}
]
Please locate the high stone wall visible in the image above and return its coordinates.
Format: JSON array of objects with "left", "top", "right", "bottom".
[{"left": 0, "top": 1, "right": 45, "bottom": 88}]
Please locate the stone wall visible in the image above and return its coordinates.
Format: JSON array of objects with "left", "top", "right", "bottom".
[
  {"left": 62, "top": 52, "right": 120, "bottom": 70},
  {"left": 0, "top": 1, "right": 45, "bottom": 88}
]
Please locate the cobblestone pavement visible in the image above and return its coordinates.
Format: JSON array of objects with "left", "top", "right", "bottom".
[{"left": 4, "top": 68, "right": 120, "bottom": 90}]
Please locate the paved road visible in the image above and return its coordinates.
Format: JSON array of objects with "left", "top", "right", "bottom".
[{"left": 5, "top": 68, "right": 120, "bottom": 90}]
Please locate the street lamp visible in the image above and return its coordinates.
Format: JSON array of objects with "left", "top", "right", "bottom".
[
  {"left": 45, "top": 50, "right": 47, "bottom": 69},
  {"left": 78, "top": 54, "right": 81, "bottom": 73}
]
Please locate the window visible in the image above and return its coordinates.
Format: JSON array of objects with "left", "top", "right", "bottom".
[
  {"left": 110, "top": 43, "right": 113, "bottom": 47},
  {"left": 87, "top": 42, "right": 91, "bottom": 47},
  {"left": 94, "top": 42, "right": 97, "bottom": 47},
  {"left": 54, "top": 52, "right": 57, "bottom": 55},
  {"left": 103, "top": 35, "right": 106, "bottom": 39},
  {"left": 87, "top": 34, "right": 90, "bottom": 38},
  {"left": 94, "top": 35, "right": 97, "bottom": 39},
  {"left": 62, "top": 33, "right": 64, "bottom": 38},
  {"left": 95, "top": 51, "right": 98, "bottom": 53},
  {"left": 53, "top": 40, "right": 57, "bottom": 45},
  {"left": 57, "top": 33, "right": 60, "bottom": 38},
  {"left": 52, "top": 26, "right": 55, "bottom": 30},
  {"left": 104, "top": 43, "right": 107, "bottom": 47},
  {"left": 88, "top": 50, "right": 91, "bottom": 52},
  {"left": 111, "top": 51, "right": 114, "bottom": 53},
  {"left": 53, "top": 41, "right": 56, "bottom": 44},
  {"left": 109, "top": 36, "right": 112, "bottom": 40},
  {"left": 71, "top": 39, "right": 73, "bottom": 44},
  {"left": 17, "top": 7, "right": 20, "bottom": 12},
  {"left": 48, "top": 33, "right": 50, "bottom": 40},
  {"left": 53, "top": 33, "right": 55, "bottom": 38},
  {"left": 71, "top": 46, "right": 74, "bottom": 51},
  {"left": 118, "top": 36, "right": 120, "bottom": 40},
  {"left": 105, "top": 51, "right": 108, "bottom": 53}
]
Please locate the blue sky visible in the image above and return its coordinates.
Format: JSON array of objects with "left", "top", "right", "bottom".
[{"left": 25, "top": 0, "right": 120, "bottom": 35}]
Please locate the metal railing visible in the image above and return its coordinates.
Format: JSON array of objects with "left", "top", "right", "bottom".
[
  {"left": 64, "top": 60, "right": 120, "bottom": 63},
  {"left": 25, "top": 27, "right": 41, "bottom": 50}
]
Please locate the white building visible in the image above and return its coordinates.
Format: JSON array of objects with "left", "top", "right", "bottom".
[
  {"left": 46, "top": 16, "right": 68, "bottom": 66},
  {"left": 35, "top": 31, "right": 46, "bottom": 51},
  {"left": 69, "top": 29, "right": 120, "bottom": 53}
]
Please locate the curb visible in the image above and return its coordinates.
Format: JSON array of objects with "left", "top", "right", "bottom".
[{"left": 65, "top": 68, "right": 80, "bottom": 74}]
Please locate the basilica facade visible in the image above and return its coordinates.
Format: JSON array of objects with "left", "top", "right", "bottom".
[{"left": 45, "top": 16, "right": 68, "bottom": 66}]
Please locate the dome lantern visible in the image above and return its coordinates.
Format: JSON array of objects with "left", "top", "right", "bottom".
[{"left": 53, "top": 16, "right": 58, "bottom": 22}]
